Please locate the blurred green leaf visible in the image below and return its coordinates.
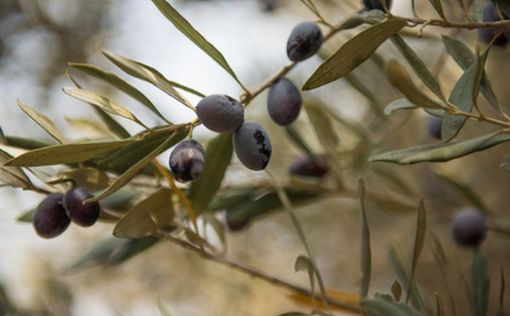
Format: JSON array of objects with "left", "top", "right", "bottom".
[
  {"left": 428, "top": 0, "right": 446, "bottom": 19},
  {"left": 492, "top": 0, "right": 510, "bottom": 17},
  {"left": 442, "top": 50, "right": 486, "bottom": 142},
  {"left": 102, "top": 50, "right": 201, "bottom": 110},
  {"left": 442, "top": 35, "right": 499, "bottom": 111},
  {"left": 344, "top": 72, "right": 385, "bottom": 117},
  {"left": 498, "top": 268, "right": 505, "bottom": 316},
  {"left": 305, "top": 104, "right": 338, "bottom": 152},
  {"left": 66, "top": 238, "right": 120, "bottom": 272},
  {"left": 391, "top": 35, "right": 445, "bottom": 101},
  {"left": 108, "top": 236, "right": 160, "bottom": 266},
  {"left": 368, "top": 131, "right": 510, "bottom": 164},
  {"left": 16, "top": 209, "right": 34, "bottom": 223},
  {"left": 65, "top": 117, "right": 115, "bottom": 137},
  {"left": 18, "top": 101, "right": 66, "bottom": 144},
  {"left": 0, "top": 149, "right": 32, "bottom": 189},
  {"left": 303, "top": 19, "right": 406, "bottom": 90},
  {"left": 63, "top": 87, "right": 147, "bottom": 128},
  {"left": 472, "top": 248, "right": 490, "bottom": 316},
  {"left": 69, "top": 63, "right": 171, "bottom": 123},
  {"left": 188, "top": 133, "right": 233, "bottom": 213},
  {"left": 151, "top": 0, "right": 244, "bottom": 89},
  {"left": 66, "top": 70, "right": 131, "bottom": 139},
  {"left": 386, "top": 59, "right": 443, "bottom": 109},
  {"left": 391, "top": 280, "right": 402, "bottom": 302},
  {"left": 285, "top": 125, "right": 314, "bottom": 157},
  {"left": 406, "top": 199, "right": 427, "bottom": 303},
  {"left": 46, "top": 167, "right": 110, "bottom": 191},
  {"left": 435, "top": 293, "right": 445, "bottom": 316},
  {"left": 114, "top": 188, "right": 174, "bottom": 238},
  {"left": 384, "top": 98, "right": 417, "bottom": 115},
  {"left": 1, "top": 136, "right": 50, "bottom": 150},
  {"left": 359, "top": 179, "right": 371, "bottom": 299},
  {"left": 361, "top": 293, "right": 424, "bottom": 316},
  {"left": 389, "top": 245, "right": 427, "bottom": 311},
  {"left": 339, "top": 11, "right": 386, "bottom": 30},
  {"left": 89, "top": 130, "right": 186, "bottom": 202},
  {"left": 202, "top": 213, "right": 225, "bottom": 245},
  {"left": 157, "top": 300, "right": 174, "bottom": 316},
  {"left": 6, "top": 139, "right": 134, "bottom": 167}
]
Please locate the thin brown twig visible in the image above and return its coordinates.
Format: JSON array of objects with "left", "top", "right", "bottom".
[
  {"left": 155, "top": 229, "right": 361, "bottom": 314},
  {"left": 393, "top": 15, "right": 510, "bottom": 30}
]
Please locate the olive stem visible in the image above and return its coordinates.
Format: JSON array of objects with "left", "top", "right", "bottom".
[
  {"left": 155, "top": 229, "right": 361, "bottom": 314},
  {"left": 393, "top": 14, "right": 510, "bottom": 30}
]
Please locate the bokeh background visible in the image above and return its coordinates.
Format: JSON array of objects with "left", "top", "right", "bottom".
[{"left": 0, "top": 0, "right": 509, "bottom": 315}]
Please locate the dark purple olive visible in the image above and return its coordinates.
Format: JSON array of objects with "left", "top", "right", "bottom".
[
  {"left": 169, "top": 139, "right": 206, "bottom": 183},
  {"left": 289, "top": 155, "right": 329, "bottom": 178},
  {"left": 363, "top": 0, "right": 392, "bottom": 11},
  {"left": 267, "top": 78, "right": 302, "bottom": 126},
  {"left": 451, "top": 208, "right": 487, "bottom": 247},
  {"left": 286, "top": 22, "right": 323, "bottom": 62},
  {"left": 428, "top": 116, "right": 442, "bottom": 140},
  {"left": 63, "top": 187, "right": 100, "bottom": 227},
  {"left": 226, "top": 208, "right": 250, "bottom": 232},
  {"left": 233, "top": 121, "right": 272, "bottom": 171},
  {"left": 196, "top": 94, "right": 244, "bottom": 133},
  {"left": 479, "top": 3, "right": 509, "bottom": 47},
  {"left": 32, "top": 193, "right": 70, "bottom": 239}
]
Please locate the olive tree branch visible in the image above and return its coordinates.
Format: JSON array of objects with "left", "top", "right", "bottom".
[{"left": 392, "top": 15, "right": 510, "bottom": 30}]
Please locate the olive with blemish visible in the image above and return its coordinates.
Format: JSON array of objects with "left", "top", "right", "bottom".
[
  {"left": 233, "top": 121, "right": 272, "bottom": 171},
  {"left": 169, "top": 139, "right": 206, "bottom": 183},
  {"left": 286, "top": 22, "right": 323, "bottom": 62}
]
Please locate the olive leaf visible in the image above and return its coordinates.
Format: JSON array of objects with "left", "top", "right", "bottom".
[
  {"left": 1, "top": 136, "right": 50, "bottom": 150},
  {"left": 359, "top": 179, "right": 371, "bottom": 299},
  {"left": 361, "top": 293, "right": 425, "bottom": 316},
  {"left": 285, "top": 125, "right": 314, "bottom": 157},
  {"left": 18, "top": 101, "right": 66, "bottom": 144},
  {"left": 384, "top": 98, "right": 417, "bottom": 115},
  {"left": 0, "top": 149, "right": 32, "bottom": 189},
  {"left": 428, "top": 0, "right": 446, "bottom": 19},
  {"left": 63, "top": 87, "right": 147, "bottom": 128},
  {"left": 102, "top": 50, "right": 201, "bottom": 110},
  {"left": 406, "top": 199, "right": 427, "bottom": 303},
  {"left": 303, "top": 19, "right": 406, "bottom": 90},
  {"left": 69, "top": 63, "right": 171, "bottom": 123},
  {"left": 472, "top": 248, "right": 490, "bottom": 316},
  {"left": 151, "top": 0, "right": 244, "bottom": 89},
  {"left": 114, "top": 188, "right": 174, "bottom": 239},
  {"left": 46, "top": 167, "right": 110, "bottom": 191},
  {"left": 368, "top": 131, "right": 510, "bottom": 164},
  {"left": 187, "top": 133, "right": 233, "bottom": 214},
  {"left": 5, "top": 138, "right": 134, "bottom": 167}
]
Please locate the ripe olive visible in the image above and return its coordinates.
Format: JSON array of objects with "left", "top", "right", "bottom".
[
  {"left": 451, "top": 208, "right": 487, "bottom": 247},
  {"left": 233, "top": 121, "right": 272, "bottom": 171},
  {"left": 63, "top": 187, "right": 100, "bottom": 227},
  {"left": 289, "top": 155, "right": 329, "bottom": 178},
  {"left": 32, "top": 193, "right": 70, "bottom": 239},
  {"left": 286, "top": 22, "right": 323, "bottom": 62},
  {"left": 479, "top": 3, "right": 509, "bottom": 47},
  {"left": 196, "top": 94, "right": 244, "bottom": 133},
  {"left": 169, "top": 139, "right": 206, "bottom": 183},
  {"left": 267, "top": 78, "right": 302, "bottom": 126}
]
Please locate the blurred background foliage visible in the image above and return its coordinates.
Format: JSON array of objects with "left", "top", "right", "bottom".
[{"left": 0, "top": 0, "right": 509, "bottom": 315}]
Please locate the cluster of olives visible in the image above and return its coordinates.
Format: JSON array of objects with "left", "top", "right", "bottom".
[
  {"left": 32, "top": 187, "right": 100, "bottom": 239},
  {"left": 451, "top": 208, "right": 487, "bottom": 248},
  {"left": 479, "top": 2, "right": 510, "bottom": 47},
  {"left": 169, "top": 20, "right": 325, "bottom": 182}
]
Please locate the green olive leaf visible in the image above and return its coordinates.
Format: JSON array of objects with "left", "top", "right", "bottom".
[
  {"left": 359, "top": 179, "right": 371, "bottom": 299},
  {"left": 69, "top": 63, "right": 171, "bottom": 123},
  {"left": 368, "top": 131, "right": 510, "bottom": 164},
  {"left": 361, "top": 293, "right": 425, "bottom": 316},
  {"left": 428, "top": 0, "right": 446, "bottom": 19},
  {"left": 188, "top": 133, "right": 233, "bottom": 214},
  {"left": 406, "top": 199, "right": 427, "bottom": 303},
  {"left": 114, "top": 188, "right": 174, "bottom": 239},
  {"left": 1, "top": 136, "right": 50, "bottom": 150},
  {"left": 17, "top": 101, "right": 66, "bottom": 144},
  {"left": 303, "top": 19, "right": 406, "bottom": 90},
  {"left": 5, "top": 139, "right": 134, "bottom": 167},
  {"left": 384, "top": 98, "right": 417, "bottom": 116},
  {"left": 151, "top": 0, "right": 244, "bottom": 89},
  {"left": 0, "top": 149, "right": 32, "bottom": 189},
  {"left": 472, "top": 248, "right": 490, "bottom": 316}
]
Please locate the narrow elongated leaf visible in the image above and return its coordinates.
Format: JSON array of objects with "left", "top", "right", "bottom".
[
  {"left": 63, "top": 87, "right": 146, "bottom": 127},
  {"left": 0, "top": 150, "right": 32, "bottom": 189},
  {"left": 362, "top": 293, "right": 424, "bottom": 316},
  {"left": 151, "top": 0, "right": 243, "bottom": 88},
  {"left": 101, "top": 51, "right": 201, "bottom": 111},
  {"left": 188, "top": 133, "right": 233, "bottom": 213},
  {"left": 305, "top": 105, "right": 338, "bottom": 151},
  {"left": 114, "top": 188, "right": 174, "bottom": 238},
  {"left": 386, "top": 60, "right": 443, "bottom": 109},
  {"left": 391, "top": 281, "right": 402, "bottom": 301},
  {"left": 2, "top": 136, "right": 50, "bottom": 150},
  {"left": 406, "top": 199, "right": 427, "bottom": 303},
  {"left": 303, "top": 19, "right": 406, "bottom": 90},
  {"left": 442, "top": 35, "right": 499, "bottom": 110},
  {"left": 391, "top": 35, "right": 445, "bottom": 100},
  {"left": 435, "top": 293, "right": 445, "bottom": 316},
  {"left": 428, "top": 0, "right": 446, "bottom": 19},
  {"left": 88, "top": 130, "right": 187, "bottom": 202},
  {"left": 368, "top": 131, "right": 510, "bottom": 164},
  {"left": 434, "top": 172, "right": 491, "bottom": 214},
  {"left": 472, "top": 248, "right": 490, "bottom": 316},
  {"left": 18, "top": 101, "right": 65, "bottom": 143},
  {"left": 498, "top": 269, "right": 505, "bottom": 316},
  {"left": 5, "top": 139, "right": 133, "bottom": 167},
  {"left": 384, "top": 98, "right": 417, "bottom": 115},
  {"left": 69, "top": 63, "right": 170, "bottom": 123},
  {"left": 285, "top": 125, "right": 314, "bottom": 157},
  {"left": 66, "top": 70, "right": 131, "bottom": 139},
  {"left": 442, "top": 51, "right": 485, "bottom": 142},
  {"left": 359, "top": 179, "right": 371, "bottom": 299}
]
